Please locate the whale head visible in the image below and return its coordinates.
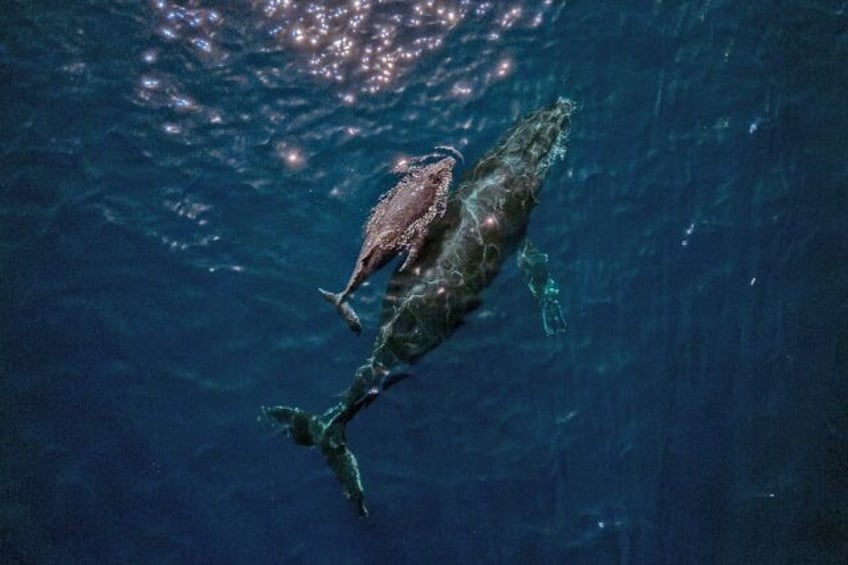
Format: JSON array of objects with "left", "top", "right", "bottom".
[{"left": 499, "top": 97, "right": 575, "bottom": 177}]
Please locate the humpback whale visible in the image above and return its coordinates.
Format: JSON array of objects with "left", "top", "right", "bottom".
[
  {"left": 265, "top": 98, "right": 574, "bottom": 516},
  {"left": 319, "top": 148, "right": 460, "bottom": 334}
]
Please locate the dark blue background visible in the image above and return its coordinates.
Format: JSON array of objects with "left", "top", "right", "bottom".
[{"left": 2, "top": 1, "right": 846, "bottom": 563}]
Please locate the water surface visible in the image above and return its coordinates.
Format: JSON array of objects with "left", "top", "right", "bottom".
[{"left": 2, "top": 1, "right": 846, "bottom": 563}]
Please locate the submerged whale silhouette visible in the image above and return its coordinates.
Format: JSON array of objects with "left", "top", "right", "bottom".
[{"left": 265, "top": 98, "right": 575, "bottom": 516}]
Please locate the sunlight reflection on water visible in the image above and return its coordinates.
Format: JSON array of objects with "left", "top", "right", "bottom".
[{"left": 146, "top": 0, "right": 556, "bottom": 96}]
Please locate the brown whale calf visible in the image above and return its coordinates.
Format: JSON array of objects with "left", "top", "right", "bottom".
[{"left": 319, "top": 148, "right": 461, "bottom": 334}]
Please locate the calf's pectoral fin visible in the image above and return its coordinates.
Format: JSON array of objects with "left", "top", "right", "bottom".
[
  {"left": 517, "top": 239, "right": 567, "bottom": 336},
  {"left": 399, "top": 244, "right": 419, "bottom": 272},
  {"left": 398, "top": 226, "right": 433, "bottom": 272}
]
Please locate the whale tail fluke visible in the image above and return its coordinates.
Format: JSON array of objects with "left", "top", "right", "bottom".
[
  {"left": 263, "top": 405, "right": 368, "bottom": 517},
  {"left": 318, "top": 288, "right": 363, "bottom": 335}
]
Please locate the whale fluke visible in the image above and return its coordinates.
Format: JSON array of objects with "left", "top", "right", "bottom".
[
  {"left": 318, "top": 288, "right": 363, "bottom": 334},
  {"left": 263, "top": 405, "right": 368, "bottom": 517}
]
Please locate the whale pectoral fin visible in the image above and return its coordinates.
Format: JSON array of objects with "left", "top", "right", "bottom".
[
  {"left": 399, "top": 228, "right": 429, "bottom": 272},
  {"left": 399, "top": 244, "right": 420, "bottom": 272},
  {"left": 517, "top": 239, "right": 567, "bottom": 336}
]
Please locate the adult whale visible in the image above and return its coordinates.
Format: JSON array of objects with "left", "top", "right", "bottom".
[{"left": 265, "top": 98, "right": 575, "bottom": 516}]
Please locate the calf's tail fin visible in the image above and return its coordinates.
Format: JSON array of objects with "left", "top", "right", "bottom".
[
  {"left": 263, "top": 405, "right": 368, "bottom": 517},
  {"left": 318, "top": 288, "right": 363, "bottom": 335}
]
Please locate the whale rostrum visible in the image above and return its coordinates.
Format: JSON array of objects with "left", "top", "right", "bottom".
[
  {"left": 265, "top": 98, "right": 575, "bottom": 517},
  {"left": 319, "top": 148, "right": 460, "bottom": 334}
]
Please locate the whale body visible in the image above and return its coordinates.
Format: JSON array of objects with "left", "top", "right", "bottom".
[
  {"left": 319, "top": 152, "right": 458, "bottom": 334},
  {"left": 265, "top": 98, "right": 575, "bottom": 516}
]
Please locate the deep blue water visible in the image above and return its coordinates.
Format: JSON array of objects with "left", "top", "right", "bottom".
[{"left": 2, "top": 1, "right": 847, "bottom": 563}]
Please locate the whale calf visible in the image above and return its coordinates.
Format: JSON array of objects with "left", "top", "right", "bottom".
[
  {"left": 265, "top": 98, "right": 575, "bottom": 516},
  {"left": 319, "top": 149, "right": 460, "bottom": 334}
]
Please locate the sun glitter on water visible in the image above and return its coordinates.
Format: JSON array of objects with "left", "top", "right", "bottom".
[
  {"left": 255, "top": 0, "right": 473, "bottom": 93},
  {"left": 252, "top": 0, "right": 553, "bottom": 94}
]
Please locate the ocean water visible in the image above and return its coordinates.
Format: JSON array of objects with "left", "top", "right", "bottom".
[{"left": 2, "top": 1, "right": 847, "bottom": 563}]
